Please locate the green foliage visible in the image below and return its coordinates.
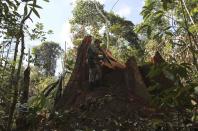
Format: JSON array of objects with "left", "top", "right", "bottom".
[
  {"left": 30, "top": 23, "right": 53, "bottom": 41},
  {"left": 0, "top": 63, "right": 12, "bottom": 129},
  {"left": 26, "top": 91, "right": 54, "bottom": 129},
  {"left": 146, "top": 62, "right": 198, "bottom": 129},
  {"left": 110, "top": 44, "right": 139, "bottom": 63},
  {"left": 70, "top": 0, "right": 105, "bottom": 43},
  {"left": 148, "top": 62, "right": 195, "bottom": 107},
  {"left": 32, "top": 41, "right": 63, "bottom": 76},
  {"left": 64, "top": 48, "right": 76, "bottom": 73},
  {"left": 136, "top": 0, "right": 198, "bottom": 66},
  {"left": 133, "top": 0, "right": 198, "bottom": 129},
  {"left": 24, "top": 68, "right": 57, "bottom": 129},
  {"left": 0, "top": 0, "right": 55, "bottom": 130},
  {"left": 70, "top": 0, "right": 104, "bottom": 26},
  {"left": 189, "top": 24, "right": 198, "bottom": 33},
  {"left": 72, "top": 38, "right": 83, "bottom": 47},
  {"left": 1, "top": 0, "right": 198, "bottom": 130},
  {"left": 0, "top": 0, "right": 48, "bottom": 39},
  {"left": 70, "top": 0, "right": 140, "bottom": 55},
  {"left": 30, "top": 67, "right": 56, "bottom": 93},
  {"left": 108, "top": 12, "right": 139, "bottom": 49}
]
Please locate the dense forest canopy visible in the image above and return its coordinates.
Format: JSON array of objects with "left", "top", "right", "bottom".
[{"left": 0, "top": 0, "right": 198, "bottom": 130}]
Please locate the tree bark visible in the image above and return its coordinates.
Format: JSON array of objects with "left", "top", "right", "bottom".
[
  {"left": 16, "top": 66, "right": 30, "bottom": 131},
  {"left": 6, "top": 37, "right": 20, "bottom": 131}
]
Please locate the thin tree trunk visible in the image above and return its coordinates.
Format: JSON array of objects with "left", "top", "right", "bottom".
[
  {"left": 181, "top": 0, "right": 195, "bottom": 25},
  {"left": 6, "top": 37, "right": 20, "bottom": 131},
  {"left": 0, "top": 44, "right": 4, "bottom": 65},
  {"left": 6, "top": 33, "right": 25, "bottom": 131},
  {"left": 16, "top": 66, "right": 30, "bottom": 131}
]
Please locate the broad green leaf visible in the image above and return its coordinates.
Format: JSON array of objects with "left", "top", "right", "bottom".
[{"left": 32, "top": 8, "right": 40, "bottom": 18}]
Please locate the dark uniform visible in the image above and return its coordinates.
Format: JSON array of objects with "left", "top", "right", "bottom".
[{"left": 87, "top": 40, "right": 103, "bottom": 86}]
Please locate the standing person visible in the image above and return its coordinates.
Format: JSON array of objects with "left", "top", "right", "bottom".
[{"left": 87, "top": 38, "right": 104, "bottom": 88}]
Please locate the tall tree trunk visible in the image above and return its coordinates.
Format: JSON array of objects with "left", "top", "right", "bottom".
[{"left": 16, "top": 66, "right": 30, "bottom": 131}]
